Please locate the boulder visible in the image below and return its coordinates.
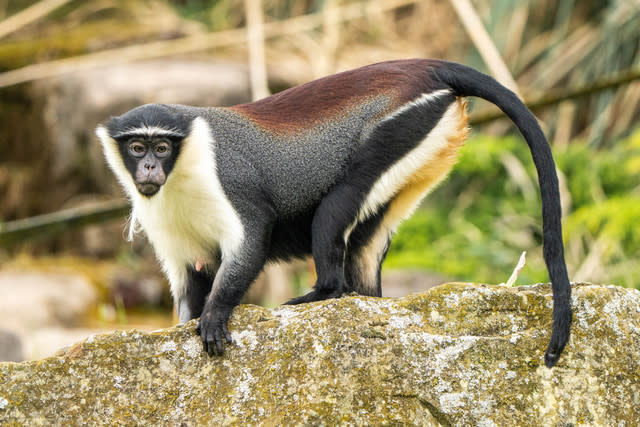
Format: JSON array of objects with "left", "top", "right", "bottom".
[
  {"left": 0, "top": 269, "right": 104, "bottom": 361},
  {"left": 0, "top": 270, "right": 97, "bottom": 332},
  {"left": 0, "top": 329, "right": 23, "bottom": 362},
  {"left": 1, "top": 283, "right": 639, "bottom": 425}
]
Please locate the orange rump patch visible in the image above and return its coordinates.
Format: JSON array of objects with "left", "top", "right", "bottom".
[{"left": 383, "top": 98, "right": 469, "bottom": 231}]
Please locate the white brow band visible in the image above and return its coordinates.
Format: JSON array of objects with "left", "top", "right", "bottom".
[{"left": 113, "top": 125, "right": 184, "bottom": 139}]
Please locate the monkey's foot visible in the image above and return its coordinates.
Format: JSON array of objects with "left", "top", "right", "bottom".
[{"left": 284, "top": 288, "right": 344, "bottom": 305}]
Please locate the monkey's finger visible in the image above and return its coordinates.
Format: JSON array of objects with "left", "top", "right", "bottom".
[
  {"left": 205, "top": 333, "right": 216, "bottom": 357},
  {"left": 224, "top": 324, "right": 233, "bottom": 344},
  {"left": 198, "top": 324, "right": 206, "bottom": 345},
  {"left": 214, "top": 328, "right": 225, "bottom": 355},
  {"left": 202, "top": 336, "right": 210, "bottom": 356},
  {"left": 198, "top": 323, "right": 214, "bottom": 356}
]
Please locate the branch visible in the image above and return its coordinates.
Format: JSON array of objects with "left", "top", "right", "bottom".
[
  {"left": 245, "top": 0, "right": 270, "bottom": 100},
  {"left": 0, "top": 0, "right": 422, "bottom": 89},
  {"left": 449, "top": 0, "right": 521, "bottom": 98},
  {"left": 0, "top": 0, "right": 73, "bottom": 40},
  {"left": 470, "top": 67, "right": 640, "bottom": 125},
  {"left": 0, "top": 200, "right": 129, "bottom": 248}
]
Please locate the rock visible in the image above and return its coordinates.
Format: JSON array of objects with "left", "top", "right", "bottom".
[
  {"left": 0, "top": 270, "right": 97, "bottom": 331},
  {"left": 0, "top": 329, "right": 23, "bottom": 362},
  {"left": 381, "top": 269, "right": 449, "bottom": 297},
  {"left": 20, "top": 327, "right": 117, "bottom": 362},
  {"left": 0, "top": 283, "right": 639, "bottom": 425},
  {"left": 0, "top": 269, "right": 105, "bottom": 361}
]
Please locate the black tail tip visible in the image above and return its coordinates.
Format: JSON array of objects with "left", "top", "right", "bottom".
[
  {"left": 544, "top": 331, "right": 571, "bottom": 368},
  {"left": 545, "top": 337, "right": 569, "bottom": 368},
  {"left": 544, "top": 311, "right": 572, "bottom": 368},
  {"left": 544, "top": 350, "right": 560, "bottom": 368}
]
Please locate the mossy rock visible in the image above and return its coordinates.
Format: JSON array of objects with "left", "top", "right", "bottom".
[{"left": 1, "top": 283, "right": 639, "bottom": 425}]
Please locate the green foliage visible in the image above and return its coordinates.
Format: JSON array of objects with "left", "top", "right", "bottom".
[
  {"left": 171, "top": 0, "right": 245, "bottom": 31},
  {"left": 385, "top": 129, "right": 640, "bottom": 289},
  {"left": 567, "top": 196, "right": 640, "bottom": 252}
]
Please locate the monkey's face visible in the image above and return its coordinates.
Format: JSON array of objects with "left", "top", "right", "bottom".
[
  {"left": 118, "top": 136, "right": 179, "bottom": 197},
  {"left": 98, "top": 104, "right": 191, "bottom": 199}
]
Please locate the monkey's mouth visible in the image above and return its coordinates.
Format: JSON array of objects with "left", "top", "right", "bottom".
[{"left": 137, "top": 182, "right": 161, "bottom": 196}]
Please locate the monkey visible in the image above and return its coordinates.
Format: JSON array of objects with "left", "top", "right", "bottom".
[{"left": 96, "top": 59, "right": 572, "bottom": 368}]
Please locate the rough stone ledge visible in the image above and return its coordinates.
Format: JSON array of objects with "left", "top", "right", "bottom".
[{"left": 1, "top": 282, "right": 639, "bottom": 426}]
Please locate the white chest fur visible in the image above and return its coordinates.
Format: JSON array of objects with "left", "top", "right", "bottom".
[
  {"left": 98, "top": 117, "right": 244, "bottom": 298},
  {"left": 136, "top": 117, "right": 244, "bottom": 270}
]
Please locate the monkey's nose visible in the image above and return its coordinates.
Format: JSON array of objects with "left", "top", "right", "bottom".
[{"left": 144, "top": 163, "right": 155, "bottom": 170}]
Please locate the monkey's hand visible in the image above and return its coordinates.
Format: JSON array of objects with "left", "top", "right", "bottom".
[{"left": 196, "top": 303, "right": 234, "bottom": 356}]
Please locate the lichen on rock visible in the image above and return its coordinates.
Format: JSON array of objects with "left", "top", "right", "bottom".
[{"left": 1, "top": 282, "right": 639, "bottom": 425}]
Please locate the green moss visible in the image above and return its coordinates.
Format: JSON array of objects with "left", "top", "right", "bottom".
[{"left": 360, "top": 328, "right": 387, "bottom": 340}]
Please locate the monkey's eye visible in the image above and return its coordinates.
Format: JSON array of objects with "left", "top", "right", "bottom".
[
  {"left": 129, "top": 142, "right": 146, "bottom": 157},
  {"left": 154, "top": 142, "right": 171, "bottom": 157}
]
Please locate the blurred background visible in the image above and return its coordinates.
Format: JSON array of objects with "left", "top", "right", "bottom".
[{"left": 0, "top": 0, "right": 638, "bottom": 361}]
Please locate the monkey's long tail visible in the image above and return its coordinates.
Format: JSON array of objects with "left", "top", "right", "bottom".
[{"left": 430, "top": 60, "right": 572, "bottom": 368}]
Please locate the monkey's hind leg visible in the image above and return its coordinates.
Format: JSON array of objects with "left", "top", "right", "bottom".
[
  {"left": 286, "top": 96, "right": 468, "bottom": 305},
  {"left": 178, "top": 266, "right": 216, "bottom": 322},
  {"left": 284, "top": 182, "right": 364, "bottom": 305},
  {"left": 344, "top": 207, "right": 391, "bottom": 297},
  {"left": 286, "top": 206, "right": 391, "bottom": 304},
  {"left": 344, "top": 97, "right": 470, "bottom": 299}
]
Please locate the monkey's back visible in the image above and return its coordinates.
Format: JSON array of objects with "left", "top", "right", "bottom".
[
  {"left": 211, "top": 59, "right": 447, "bottom": 216},
  {"left": 208, "top": 102, "right": 391, "bottom": 216}
]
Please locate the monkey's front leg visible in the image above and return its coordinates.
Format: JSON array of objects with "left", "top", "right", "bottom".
[
  {"left": 195, "top": 267, "right": 234, "bottom": 356},
  {"left": 196, "top": 256, "right": 262, "bottom": 355},
  {"left": 196, "top": 226, "right": 271, "bottom": 356}
]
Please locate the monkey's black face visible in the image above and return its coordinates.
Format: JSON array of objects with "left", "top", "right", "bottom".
[
  {"left": 115, "top": 135, "right": 182, "bottom": 197},
  {"left": 132, "top": 138, "right": 173, "bottom": 196},
  {"left": 105, "top": 104, "right": 191, "bottom": 197}
]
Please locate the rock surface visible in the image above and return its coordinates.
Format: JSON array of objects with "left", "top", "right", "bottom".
[{"left": 1, "top": 283, "right": 639, "bottom": 426}]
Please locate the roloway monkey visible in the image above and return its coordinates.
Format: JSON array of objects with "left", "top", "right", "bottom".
[{"left": 97, "top": 59, "right": 572, "bottom": 368}]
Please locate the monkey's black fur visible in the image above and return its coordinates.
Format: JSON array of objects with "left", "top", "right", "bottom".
[{"left": 99, "top": 59, "right": 572, "bottom": 368}]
